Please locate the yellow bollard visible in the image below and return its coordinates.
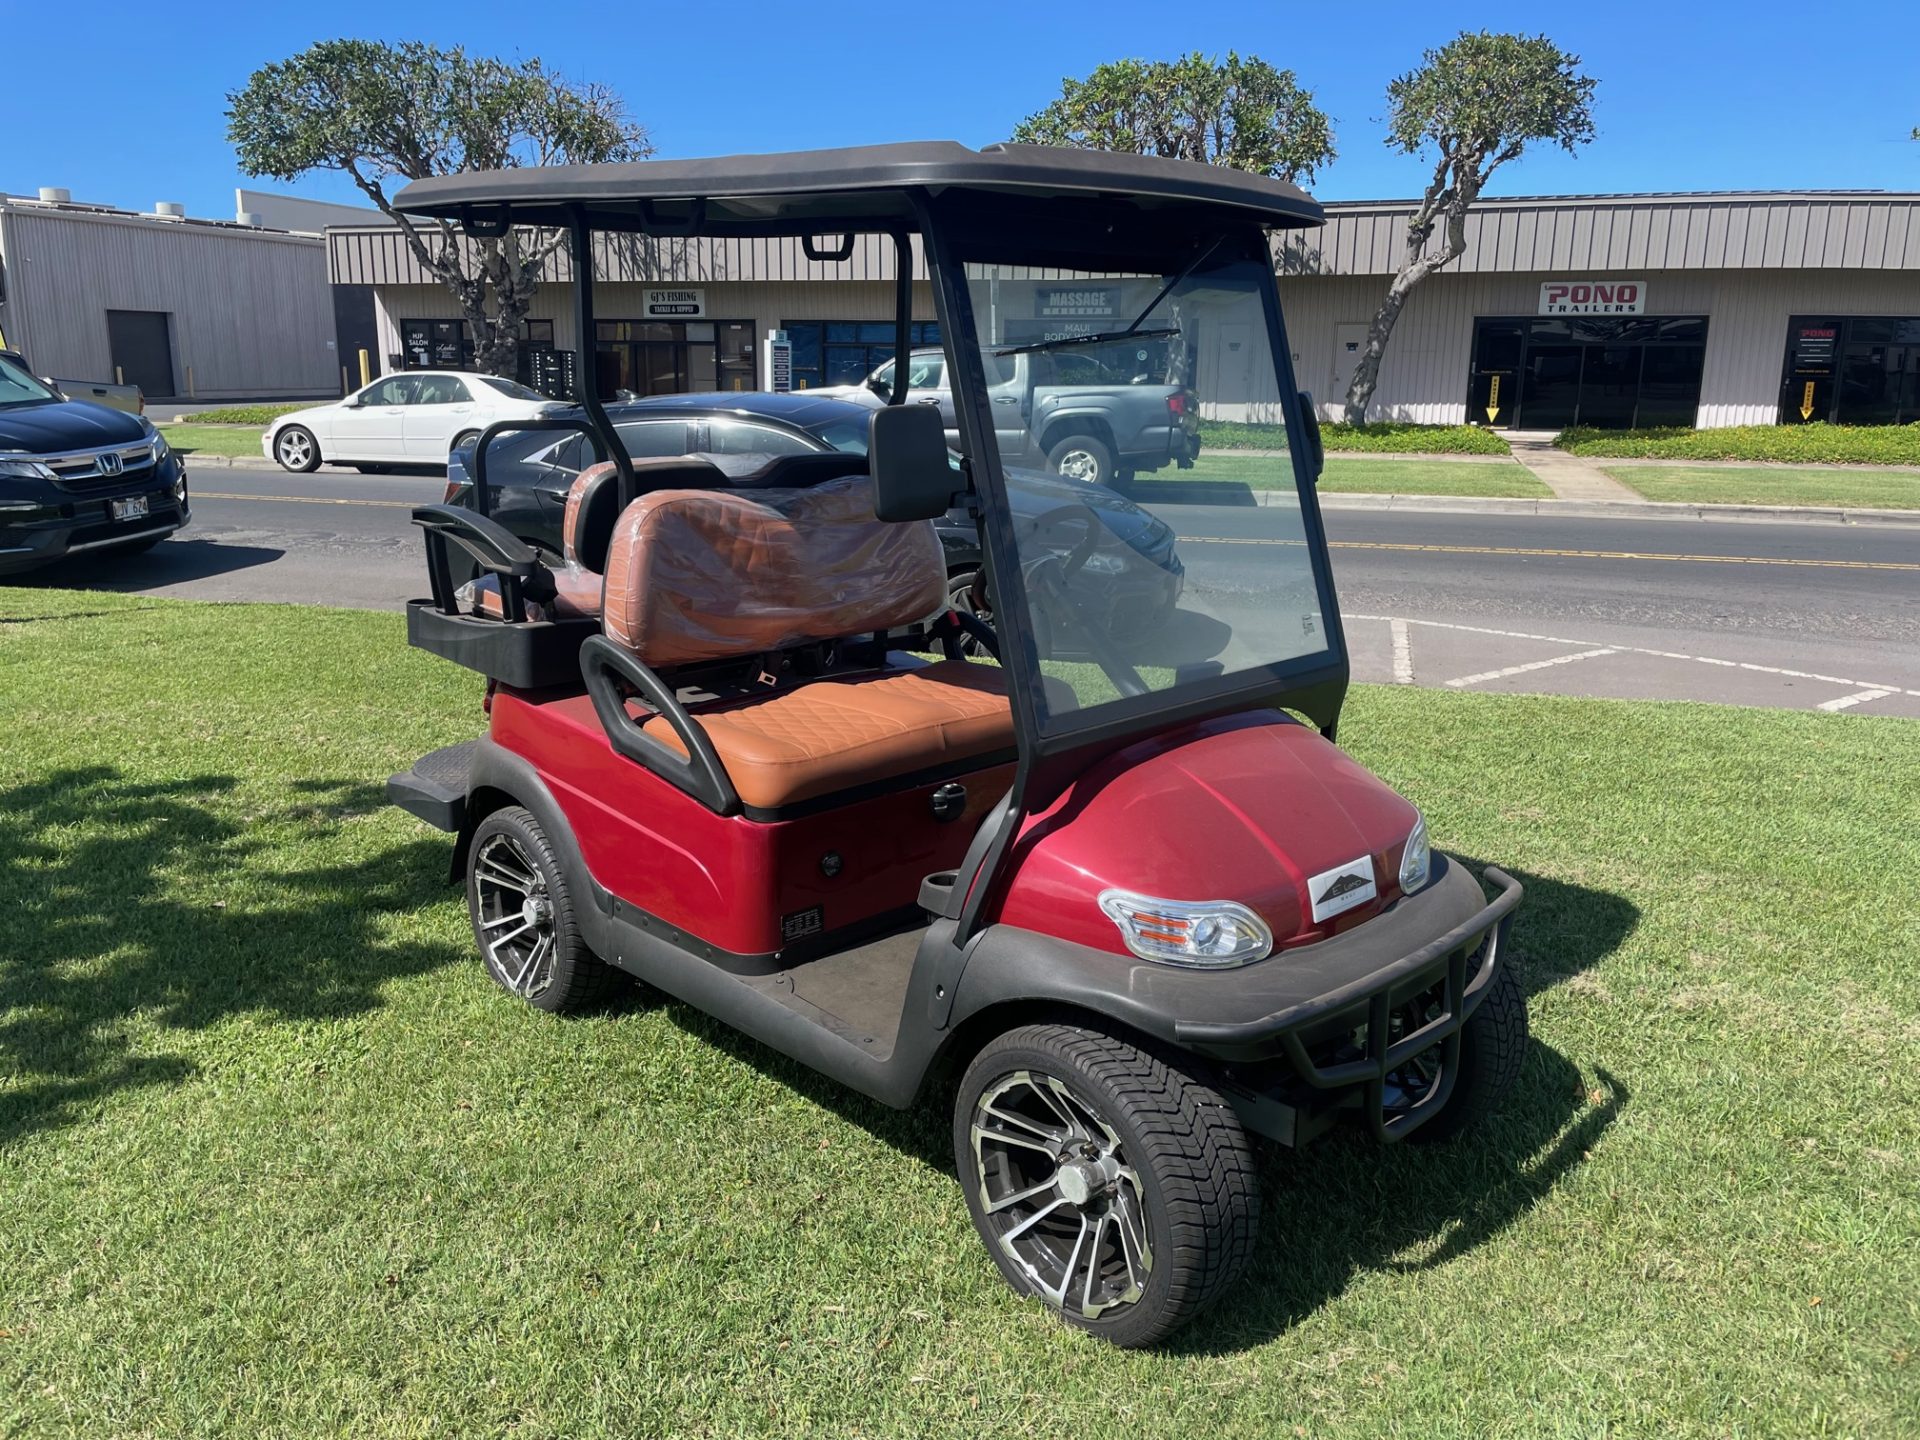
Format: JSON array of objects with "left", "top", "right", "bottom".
[{"left": 358, "top": 348, "right": 371, "bottom": 388}]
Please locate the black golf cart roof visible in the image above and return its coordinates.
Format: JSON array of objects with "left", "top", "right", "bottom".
[{"left": 392, "top": 141, "right": 1324, "bottom": 234}]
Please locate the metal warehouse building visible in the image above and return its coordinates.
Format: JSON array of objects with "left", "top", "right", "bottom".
[
  {"left": 330, "top": 187, "right": 1920, "bottom": 431},
  {"left": 0, "top": 190, "right": 343, "bottom": 402}
]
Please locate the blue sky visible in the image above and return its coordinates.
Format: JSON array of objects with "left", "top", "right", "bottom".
[{"left": 6, "top": 0, "right": 1917, "bottom": 219}]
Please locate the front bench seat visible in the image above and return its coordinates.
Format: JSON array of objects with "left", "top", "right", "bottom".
[{"left": 598, "top": 477, "right": 1015, "bottom": 812}]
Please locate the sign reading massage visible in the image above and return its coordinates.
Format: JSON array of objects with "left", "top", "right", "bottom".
[
  {"left": 644, "top": 287, "right": 705, "bottom": 318},
  {"left": 1539, "top": 280, "right": 1645, "bottom": 316}
]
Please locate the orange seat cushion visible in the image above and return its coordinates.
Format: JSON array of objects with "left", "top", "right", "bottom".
[{"left": 641, "top": 660, "right": 1013, "bottom": 810}]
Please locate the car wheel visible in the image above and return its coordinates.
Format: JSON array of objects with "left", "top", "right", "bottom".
[
  {"left": 1400, "top": 959, "right": 1529, "bottom": 1144},
  {"left": 466, "top": 806, "right": 624, "bottom": 1015},
  {"left": 954, "top": 1024, "right": 1259, "bottom": 1348},
  {"left": 274, "top": 425, "right": 320, "bottom": 473},
  {"left": 1046, "top": 432, "right": 1114, "bottom": 486}
]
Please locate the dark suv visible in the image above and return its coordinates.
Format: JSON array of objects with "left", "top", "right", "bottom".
[
  {"left": 445, "top": 391, "right": 1183, "bottom": 636},
  {"left": 0, "top": 352, "right": 189, "bottom": 574}
]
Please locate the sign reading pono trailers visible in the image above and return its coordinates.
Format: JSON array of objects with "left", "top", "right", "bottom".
[
  {"left": 1539, "top": 280, "right": 1645, "bottom": 316},
  {"left": 644, "top": 288, "right": 705, "bottom": 318}
]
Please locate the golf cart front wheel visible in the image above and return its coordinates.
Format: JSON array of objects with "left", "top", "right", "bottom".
[
  {"left": 1406, "top": 958, "right": 1529, "bottom": 1143},
  {"left": 954, "top": 1024, "right": 1259, "bottom": 1348},
  {"left": 465, "top": 806, "right": 623, "bottom": 1014}
]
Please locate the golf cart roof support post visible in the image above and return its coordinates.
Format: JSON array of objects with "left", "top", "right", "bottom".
[
  {"left": 910, "top": 187, "right": 1038, "bottom": 947},
  {"left": 891, "top": 228, "right": 912, "bottom": 404},
  {"left": 567, "top": 206, "right": 634, "bottom": 506}
]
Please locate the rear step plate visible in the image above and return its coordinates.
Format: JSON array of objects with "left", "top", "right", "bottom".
[{"left": 387, "top": 739, "right": 478, "bottom": 832}]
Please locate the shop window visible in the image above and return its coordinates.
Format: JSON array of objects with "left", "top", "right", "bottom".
[
  {"left": 781, "top": 320, "right": 942, "bottom": 390},
  {"left": 1468, "top": 316, "right": 1708, "bottom": 429},
  {"left": 1779, "top": 315, "right": 1920, "bottom": 425}
]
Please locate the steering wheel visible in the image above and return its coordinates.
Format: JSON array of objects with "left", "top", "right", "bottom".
[{"left": 1022, "top": 503, "right": 1150, "bottom": 700}]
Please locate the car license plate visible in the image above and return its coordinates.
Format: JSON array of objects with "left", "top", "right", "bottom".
[{"left": 111, "top": 496, "right": 149, "bottom": 522}]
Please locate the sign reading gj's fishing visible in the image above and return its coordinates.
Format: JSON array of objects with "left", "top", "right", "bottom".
[
  {"left": 644, "top": 288, "right": 705, "bottom": 318},
  {"left": 1538, "top": 280, "right": 1645, "bottom": 316}
]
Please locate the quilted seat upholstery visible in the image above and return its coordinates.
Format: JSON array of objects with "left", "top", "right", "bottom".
[{"left": 642, "top": 660, "right": 1013, "bottom": 809}]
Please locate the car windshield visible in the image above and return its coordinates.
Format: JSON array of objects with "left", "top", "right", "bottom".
[
  {"left": 960, "top": 244, "right": 1331, "bottom": 731},
  {"left": 0, "top": 353, "right": 59, "bottom": 408}
]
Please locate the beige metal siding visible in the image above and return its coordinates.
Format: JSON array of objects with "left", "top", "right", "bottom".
[
  {"left": 1281, "top": 193, "right": 1920, "bottom": 277},
  {"left": 0, "top": 205, "right": 338, "bottom": 398}
]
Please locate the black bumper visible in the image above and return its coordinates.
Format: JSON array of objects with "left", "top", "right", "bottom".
[
  {"left": 952, "top": 856, "right": 1520, "bottom": 1141},
  {"left": 0, "top": 461, "right": 189, "bottom": 574}
]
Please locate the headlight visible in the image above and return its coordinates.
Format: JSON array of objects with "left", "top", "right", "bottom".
[
  {"left": 149, "top": 430, "right": 170, "bottom": 461},
  {"left": 1097, "top": 889, "right": 1273, "bottom": 968},
  {"left": 1399, "top": 813, "right": 1431, "bottom": 895},
  {"left": 0, "top": 456, "right": 55, "bottom": 481}
]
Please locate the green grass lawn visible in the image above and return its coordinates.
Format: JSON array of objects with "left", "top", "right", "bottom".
[
  {"left": 1559, "top": 422, "right": 1920, "bottom": 465},
  {"left": 1609, "top": 464, "right": 1920, "bottom": 511},
  {"left": 1174, "top": 451, "right": 1550, "bottom": 499},
  {"left": 164, "top": 423, "right": 268, "bottom": 458},
  {"left": 2, "top": 588, "right": 1916, "bottom": 1438}
]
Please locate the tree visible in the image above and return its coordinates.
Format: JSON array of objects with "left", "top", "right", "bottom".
[
  {"left": 1013, "top": 52, "right": 1335, "bottom": 183},
  {"left": 1344, "top": 33, "right": 1596, "bottom": 423},
  {"left": 228, "top": 40, "right": 650, "bottom": 378}
]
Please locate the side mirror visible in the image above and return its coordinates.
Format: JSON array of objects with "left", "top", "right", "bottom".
[
  {"left": 1298, "top": 391, "right": 1325, "bottom": 482},
  {"left": 868, "top": 404, "right": 954, "bottom": 522}
]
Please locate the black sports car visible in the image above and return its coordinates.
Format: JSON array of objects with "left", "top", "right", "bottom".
[{"left": 444, "top": 392, "right": 1184, "bottom": 639}]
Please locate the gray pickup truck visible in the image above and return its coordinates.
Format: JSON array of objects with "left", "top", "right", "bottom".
[{"left": 846, "top": 346, "right": 1198, "bottom": 489}]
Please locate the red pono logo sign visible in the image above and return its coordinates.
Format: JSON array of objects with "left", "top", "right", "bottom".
[{"left": 1538, "top": 281, "right": 1645, "bottom": 316}]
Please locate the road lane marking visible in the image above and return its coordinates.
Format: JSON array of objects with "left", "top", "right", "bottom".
[
  {"left": 1389, "top": 618, "right": 1414, "bottom": 684},
  {"left": 1445, "top": 649, "right": 1617, "bottom": 689},
  {"left": 193, "top": 491, "right": 418, "bottom": 509},
  {"left": 1187, "top": 535, "right": 1920, "bottom": 572},
  {"left": 1348, "top": 613, "right": 1920, "bottom": 701},
  {"left": 1817, "top": 688, "right": 1894, "bottom": 712}
]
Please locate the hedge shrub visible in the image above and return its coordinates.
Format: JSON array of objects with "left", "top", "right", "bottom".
[
  {"left": 1557, "top": 423, "right": 1920, "bottom": 465},
  {"left": 174, "top": 404, "right": 312, "bottom": 425},
  {"left": 1198, "top": 418, "right": 1510, "bottom": 455}
]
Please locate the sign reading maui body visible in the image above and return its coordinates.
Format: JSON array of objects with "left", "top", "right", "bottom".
[
  {"left": 1538, "top": 280, "right": 1645, "bottom": 316},
  {"left": 644, "top": 288, "right": 705, "bottom": 318}
]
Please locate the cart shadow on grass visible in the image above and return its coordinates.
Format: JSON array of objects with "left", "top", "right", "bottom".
[
  {"left": 0, "top": 766, "right": 468, "bottom": 1150},
  {"left": 646, "top": 858, "right": 1638, "bottom": 1354}
]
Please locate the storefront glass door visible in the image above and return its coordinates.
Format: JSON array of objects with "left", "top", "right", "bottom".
[{"left": 1470, "top": 316, "right": 1708, "bottom": 429}]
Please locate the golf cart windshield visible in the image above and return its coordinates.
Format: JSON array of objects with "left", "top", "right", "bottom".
[{"left": 955, "top": 243, "right": 1333, "bottom": 733}]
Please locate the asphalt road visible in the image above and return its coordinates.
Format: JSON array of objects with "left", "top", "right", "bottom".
[{"left": 13, "top": 460, "right": 1919, "bottom": 717}]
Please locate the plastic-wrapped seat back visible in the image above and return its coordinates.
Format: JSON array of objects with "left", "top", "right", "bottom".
[{"left": 600, "top": 475, "right": 946, "bottom": 668}]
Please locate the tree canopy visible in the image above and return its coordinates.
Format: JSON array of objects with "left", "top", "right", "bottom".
[
  {"left": 1344, "top": 32, "right": 1597, "bottom": 421},
  {"left": 1013, "top": 53, "right": 1334, "bottom": 183},
  {"left": 228, "top": 40, "right": 650, "bottom": 378}
]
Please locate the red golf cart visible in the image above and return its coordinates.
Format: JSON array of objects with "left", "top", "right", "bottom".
[{"left": 388, "top": 143, "right": 1526, "bottom": 1347}]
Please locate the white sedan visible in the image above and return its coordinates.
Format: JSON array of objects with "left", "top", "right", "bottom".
[{"left": 264, "top": 371, "right": 562, "bottom": 472}]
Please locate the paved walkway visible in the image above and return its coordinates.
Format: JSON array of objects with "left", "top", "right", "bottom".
[{"left": 1500, "top": 431, "right": 1643, "bottom": 502}]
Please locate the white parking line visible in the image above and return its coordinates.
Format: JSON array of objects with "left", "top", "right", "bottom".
[
  {"left": 1347, "top": 614, "right": 1920, "bottom": 700},
  {"left": 1389, "top": 618, "right": 1414, "bottom": 685},
  {"left": 1816, "top": 688, "right": 1894, "bottom": 713},
  {"left": 1444, "top": 649, "right": 1617, "bottom": 689}
]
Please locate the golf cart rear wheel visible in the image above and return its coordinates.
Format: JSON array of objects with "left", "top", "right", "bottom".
[
  {"left": 954, "top": 1024, "right": 1259, "bottom": 1348},
  {"left": 465, "top": 806, "right": 622, "bottom": 1014},
  {"left": 1406, "top": 960, "right": 1529, "bottom": 1143}
]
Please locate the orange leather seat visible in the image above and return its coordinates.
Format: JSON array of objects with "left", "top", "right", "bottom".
[
  {"left": 600, "top": 478, "right": 1009, "bottom": 810},
  {"left": 642, "top": 660, "right": 1013, "bottom": 810}
]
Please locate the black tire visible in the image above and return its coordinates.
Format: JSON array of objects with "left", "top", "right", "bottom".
[
  {"left": 1045, "top": 432, "right": 1115, "bottom": 487},
  {"left": 954, "top": 1023, "right": 1259, "bottom": 1348},
  {"left": 465, "top": 806, "right": 624, "bottom": 1014},
  {"left": 274, "top": 424, "right": 321, "bottom": 473},
  {"left": 1408, "top": 960, "right": 1528, "bottom": 1144}
]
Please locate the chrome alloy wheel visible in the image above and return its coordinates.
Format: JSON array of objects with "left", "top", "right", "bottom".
[
  {"left": 969, "top": 1069, "right": 1152, "bottom": 1318},
  {"left": 471, "top": 833, "right": 558, "bottom": 999},
  {"left": 276, "top": 429, "right": 314, "bottom": 468},
  {"left": 1054, "top": 446, "right": 1101, "bottom": 482}
]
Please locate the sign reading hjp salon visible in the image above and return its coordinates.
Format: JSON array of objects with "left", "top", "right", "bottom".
[{"left": 1538, "top": 280, "right": 1645, "bottom": 315}]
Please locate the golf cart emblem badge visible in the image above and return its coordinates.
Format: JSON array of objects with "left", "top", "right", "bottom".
[{"left": 1307, "top": 857, "right": 1378, "bottom": 923}]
